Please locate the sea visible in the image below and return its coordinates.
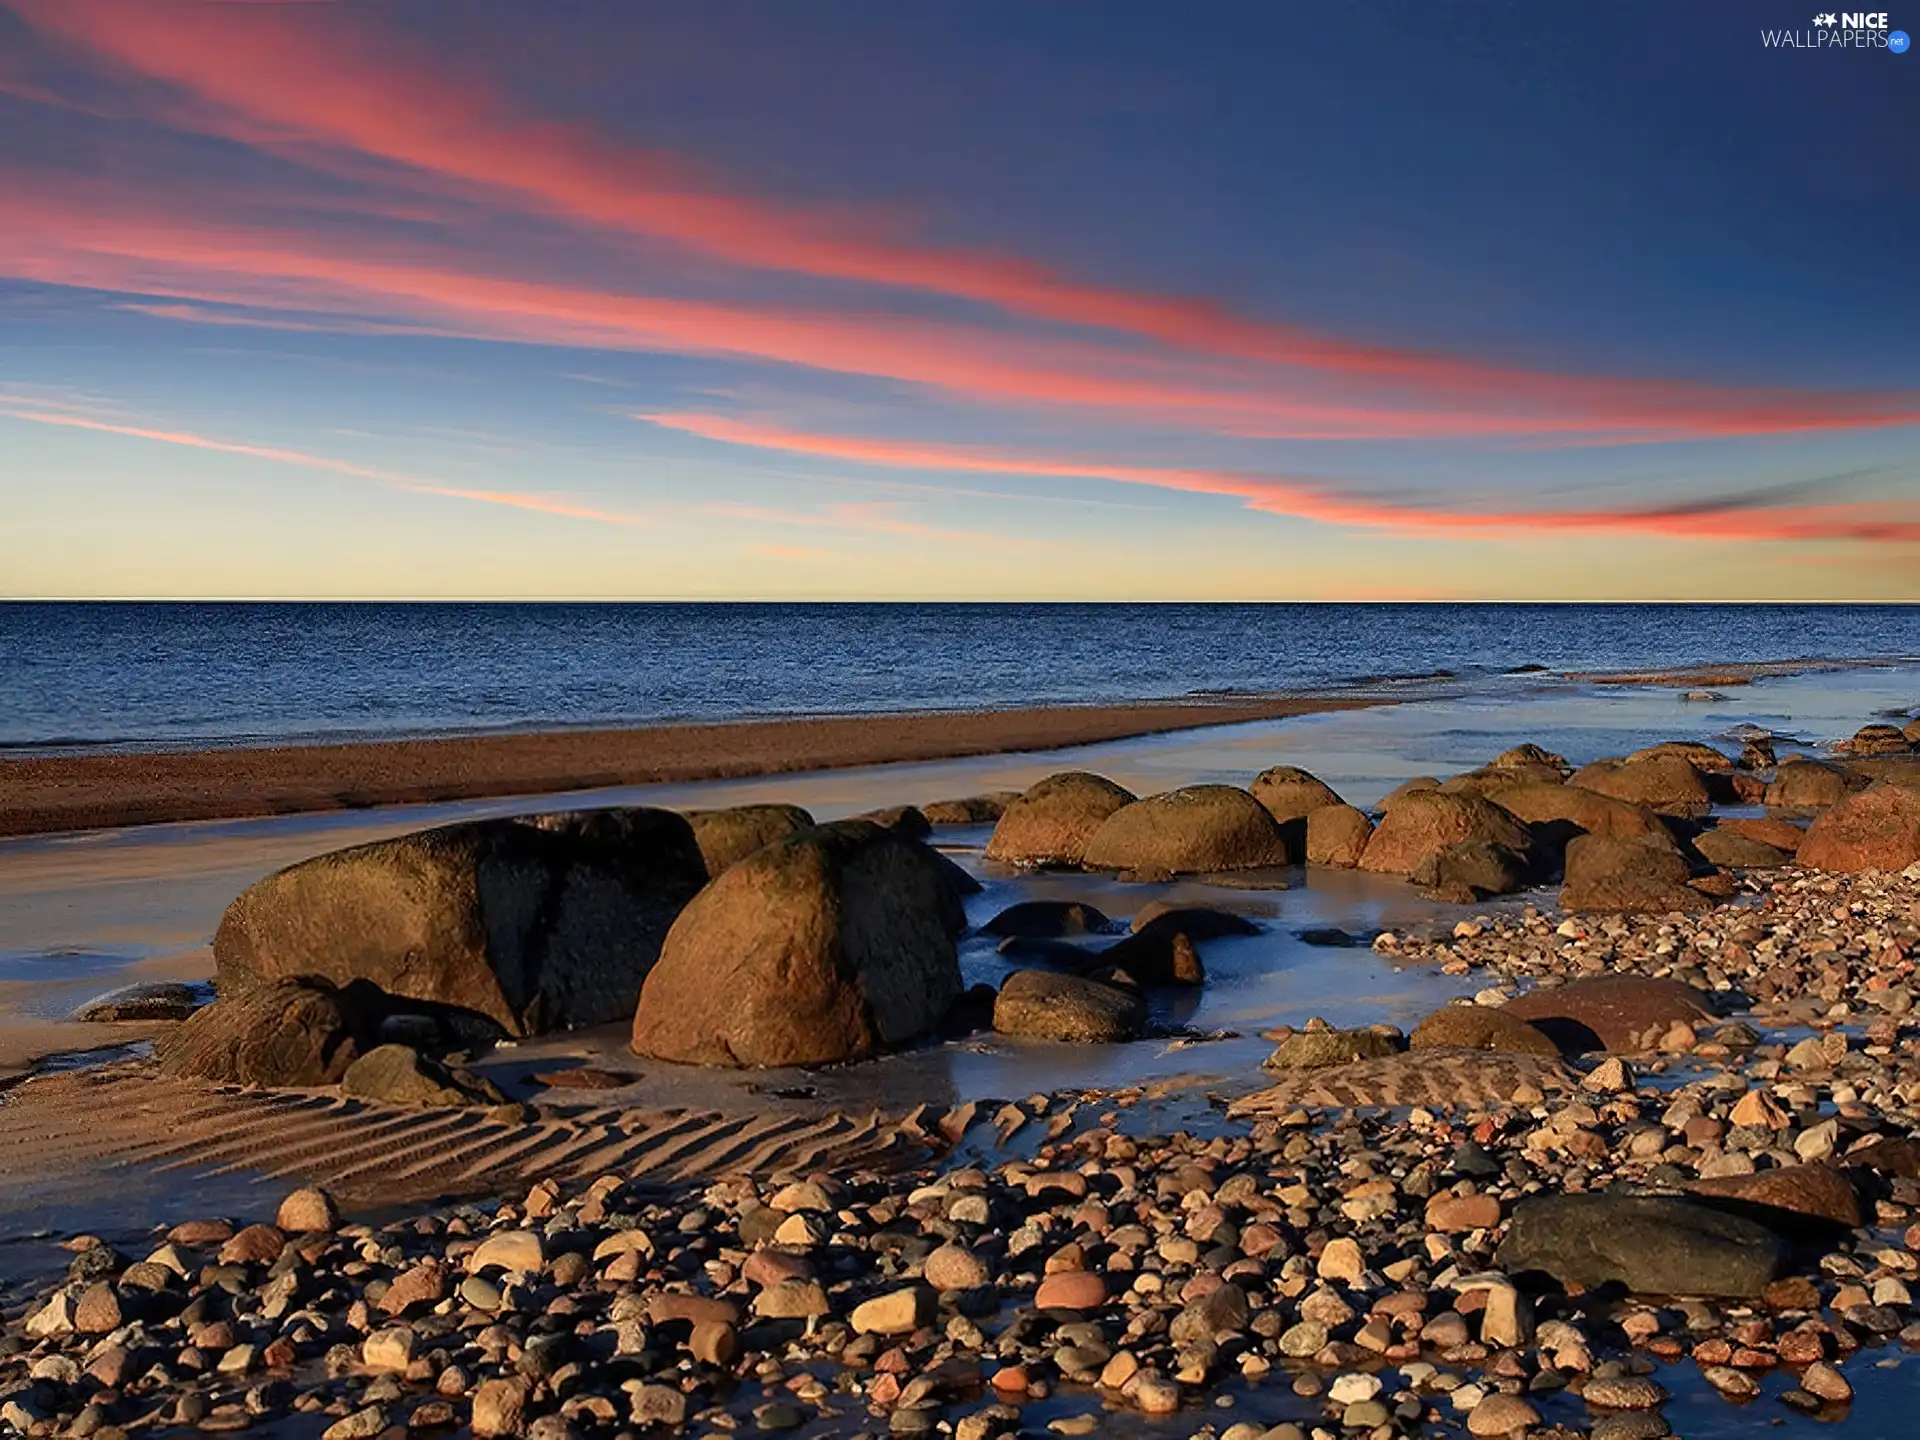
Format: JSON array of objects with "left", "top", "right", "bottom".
[{"left": 2, "top": 601, "right": 1917, "bottom": 754}]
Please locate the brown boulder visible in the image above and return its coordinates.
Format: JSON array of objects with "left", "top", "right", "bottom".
[
  {"left": 1838, "top": 724, "right": 1912, "bottom": 757},
  {"left": 1560, "top": 834, "right": 1708, "bottom": 914},
  {"left": 922, "top": 792, "right": 1023, "bottom": 826},
  {"left": 1263, "top": 1026, "right": 1403, "bottom": 1070},
  {"left": 1411, "top": 839, "right": 1530, "bottom": 899},
  {"left": 1692, "top": 827, "right": 1791, "bottom": 869},
  {"left": 1441, "top": 761, "right": 1566, "bottom": 795},
  {"left": 1689, "top": 1165, "right": 1862, "bottom": 1229},
  {"left": 1626, "top": 740, "right": 1734, "bottom": 772},
  {"left": 1765, "top": 758, "right": 1860, "bottom": 812},
  {"left": 985, "top": 772, "right": 1136, "bottom": 868},
  {"left": 1249, "top": 765, "right": 1344, "bottom": 823},
  {"left": 1798, "top": 783, "right": 1920, "bottom": 873},
  {"left": 1128, "top": 902, "right": 1263, "bottom": 938},
  {"left": 1491, "top": 743, "right": 1570, "bottom": 773},
  {"left": 630, "top": 822, "right": 963, "bottom": 1067},
  {"left": 687, "top": 804, "right": 814, "bottom": 876},
  {"left": 1487, "top": 783, "right": 1667, "bottom": 852},
  {"left": 156, "top": 979, "right": 361, "bottom": 1087},
  {"left": 981, "top": 900, "right": 1113, "bottom": 938},
  {"left": 1907, "top": 717, "right": 1920, "bottom": 744},
  {"left": 1305, "top": 803, "right": 1373, "bottom": 867},
  {"left": 1358, "top": 791, "right": 1535, "bottom": 877},
  {"left": 993, "top": 970, "right": 1146, "bottom": 1043},
  {"left": 1568, "top": 755, "right": 1712, "bottom": 817},
  {"left": 1378, "top": 776, "right": 1441, "bottom": 807},
  {"left": 1098, "top": 929, "right": 1205, "bottom": 987},
  {"left": 1716, "top": 816, "right": 1806, "bottom": 854},
  {"left": 848, "top": 804, "right": 932, "bottom": 838},
  {"left": 1502, "top": 976, "right": 1713, "bottom": 1054},
  {"left": 1409, "top": 1004, "right": 1560, "bottom": 1057},
  {"left": 1082, "top": 786, "right": 1292, "bottom": 873},
  {"left": 214, "top": 810, "right": 708, "bottom": 1037}
]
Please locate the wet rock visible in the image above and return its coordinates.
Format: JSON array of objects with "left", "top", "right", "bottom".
[
  {"left": 921, "top": 792, "right": 1023, "bottom": 826},
  {"left": 1560, "top": 834, "right": 1708, "bottom": 915},
  {"left": 1412, "top": 838, "right": 1530, "bottom": 899},
  {"left": 1305, "top": 803, "right": 1373, "bottom": 867},
  {"left": 632, "top": 821, "right": 964, "bottom": 1067},
  {"left": 1497, "top": 1195, "right": 1789, "bottom": 1297},
  {"left": 1410, "top": 1004, "right": 1560, "bottom": 1057},
  {"left": 1692, "top": 827, "right": 1791, "bottom": 869},
  {"left": 1359, "top": 791, "right": 1536, "bottom": 879},
  {"left": 1798, "top": 783, "right": 1920, "bottom": 873},
  {"left": 1568, "top": 754, "right": 1713, "bottom": 818},
  {"left": 1082, "top": 785, "right": 1292, "bottom": 873},
  {"left": 994, "top": 970, "right": 1146, "bottom": 1043},
  {"left": 1128, "top": 902, "right": 1263, "bottom": 939},
  {"left": 1098, "top": 928, "right": 1205, "bottom": 987},
  {"left": 73, "top": 981, "right": 202, "bottom": 1023},
  {"left": 1766, "top": 758, "right": 1860, "bottom": 812},
  {"left": 1262, "top": 1027, "right": 1402, "bottom": 1070},
  {"left": 155, "top": 979, "right": 362, "bottom": 1087},
  {"left": 981, "top": 901, "right": 1113, "bottom": 938},
  {"left": 343, "top": 1045, "right": 498, "bottom": 1107},
  {"left": 1502, "top": 976, "right": 1712, "bottom": 1054},
  {"left": 686, "top": 803, "right": 815, "bottom": 875},
  {"left": 985, "top": 772, "right": 1137, "bottom": 867}
]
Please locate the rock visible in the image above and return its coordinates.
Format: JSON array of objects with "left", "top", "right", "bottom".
[
  {"left": 993, "top": 970, "right": 1146, "bottom": 1043},
  {"left": 1801, "top": 1361, "right": 1853, "bottom": 1403},
  {"left": 631, "top": 821, "right": 964, "bottom": 1067},
  {"left": 219, "top": 1223, "right": 286, "bottom": 1264},
  {"left": 275, "top": 1188, "right": 338, "bottom": 1233},
  {"left": 1467, "top": 1394, "right": 1540, "bottom": 1437},
  {"left": 1444, "top": 760, "right": 1569, "bottom": 796},
  {"left": 921, "top": 792, "right": 1022, "bottom": 826},
  {"left": 1480, "top": 786, "right": 1666, "bottom": 862},
  {"left": 923, "top": 1243, "right": 990, "bottom": 1293},
  {"left": 754, "top": 1279, "right": 831, "bottom": 1319},
  {"left": 1033, "top": 1271, "right": 1107, "bottom": 1311},
  {"left": 533, "top": 1066, "right": 641, "bottom": 1090},
  {"left": 1798, "top": 783, "right": 1920, "bottom": 872},
  {"left": 1411, "top": 838, "right": 1530, "bottom": 899},
  {"left": 1426, "top": 1192, "right": 1502, "bottom": 1232},
  {"left": 469, "top": 1230, "right": 544, "bottom": 1277},
  {"left": 1249, "top": 765, "right": 1344, "bottom": 824},
  {"left": 982, "top": 900, "right": 1113, "bottom": 937},
  {"left": 1692, "top": 827, "right": 1791, "bottom": 868},
  {"left": 1581, "top": 1375, "right": 1668, "bottom": 1409},
  {"left": 1627, "top": 740, "right": 1732, "bottom": 771},
  {"left": 214, "top": 810, "right": 709, "bottom": 1037},
  {"left": 323, "top": 1408, "right": 389, "bottom": 1440},
  {"left": 1502, "top": 976, "right": 1712, "bottom": 1054},
  {"left": 1409, "top": 1004, "right": 1560, "bottom": 1057},
  {"left": 1097, "top": 929, "right": 1205, "bottom": 987},
  {"left": 342, "top": 1045, "right": 496, "bottom": 1107},
  {"left": 1715, "top": 815, "right": 1805, "bottom": 853},
  {"left": 1496, "top": 1195, "right": 1789, "bottom": 1297},
  {"left": 1263, "top": 1027, "right": 1401, "bottom": 1070},
  {"left": 72, "top": 1282, "right": 120, "bottom": 1335},
  {"left": 1082, "top": 785, "right": 1292, "bottom": 873},
  {"left": 985, "top": 772, "right": 1136, "bottom": 867},
  {"left": 1170, "top": 1281, "right": 1251, "bottom": 1341},
  {"left": 1688, "top": 1165, "right": 1862, "bottom": 1228},
  {"left": 1358, "top": 791, "right": 1535, "bottom": 878},
  {"left": 1129, "top": 901, "right": 1264, "bottom": 938},
  {"left": 1766, "top": 759, "right": 1861, "bottom": 812},
  {"left": 1492, "top": 742, "right": 1570, "bottom": 772},
  {"left": 1560, "top": 834, "right": 1708, "bottom": 914},
  {"left": 1305, "top": 803, "right": 1373, "bottom": 867},
  {"left": 848, "top": 803, "right": 932, "bottom": 838},
  {"left": 1568, "top": 755, "right": 1712, "bottom": 817},
  {"left": 850, "top": 1286, "right": 935, "bottom": 1335},
  {"left": 470, "top": 1378, "right": 529, "bottom": 1438},
  {"left": 685, "top": 804, "right": 815, "bottom": 875},
  {"left": 1839, "top": 723, "right": 1912, "bottom": 756},
  {"left": 155, "top": 980, "right": 362, "bottom": 1087},
  {"left": 1317, "top": 1237, "right": 1365, "bottom": 1283},
  {"left": 72, "top": 981, "right": 201, "bottom": 1023},
  {"left": 362, "top": 1326, "right": 415, "bottom": 1372}
]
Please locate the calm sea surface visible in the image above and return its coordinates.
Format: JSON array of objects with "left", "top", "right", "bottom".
[{"left": 3, "top": 602, "right": 1916, "bottom": 752}]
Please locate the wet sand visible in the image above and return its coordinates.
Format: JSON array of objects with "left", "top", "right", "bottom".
[{"left": 0, "top": 694, "right": 1388, "bottom": 838}]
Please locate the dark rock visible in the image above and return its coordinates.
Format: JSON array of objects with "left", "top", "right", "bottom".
[
  {"left": 1692, "top": 827, "right": 1790, "bottom": 869},
  {"left": 922, "top": 793, "right": 1022, "bottom": 826},
  {"left": 155, "top": 980, "right": 362, "bottom": 1087},
  {"left": 1502, "top": 976, "right": 1713, "bottom": 1054},
  {"left": 1263, "top": 1027, "right": 1402, "bottom": 1070},
  {"left": 1412, "top": 838, "right": 1530, "bottom": 899},
  {"left": 992, "top": 970, "right": 1146, "bottom": 1043},
  {"left": 1689, "top": 1165, "right": 1863, "bottom": 1229},
  {"left": 686, "top": 804, "right": 814, "bottom": 876},
  {"left": 980, "top": 901, "right": 1113, "bottom": 938},
  {"left": 1097, "top": 929, "right": 1205, "bottom": 987},
  {"left": 848, "top": 804, "right": 932, "bottom": 839},
  {"left": 73, "top": 982, "right": 202, "bottom": 1023},
  {"left": 1766, "top": 759, "right": 1861, "bottom": 812},
  {"left": 1560, "top": 834, "right": 1708, "bottom": 914},
  {"left": 1409, "top": 1004, "right": 1560, "bottom": 1057},
  {"left": 1129, "top": 902, "right": 1263, "bottom": 938},
  {"left": 1496, "top": 1195, "right": 1790, "bottom": 1297},
  {"left": 341, "top": 1045, "right": 500, "bottom": 1107}
]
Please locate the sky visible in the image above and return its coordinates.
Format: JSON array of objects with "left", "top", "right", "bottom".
[{"left": 1, "top": 0, "right": 1916, "bottom": 601}]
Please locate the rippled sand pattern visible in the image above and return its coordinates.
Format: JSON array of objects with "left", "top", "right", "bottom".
[{"left": 1227, "top": 1046, "right": 1576, "bottom": 1113}]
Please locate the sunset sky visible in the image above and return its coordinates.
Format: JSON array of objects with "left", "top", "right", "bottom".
[{"left": 2, "top": 1, "right": 1916, "bottom": 601}]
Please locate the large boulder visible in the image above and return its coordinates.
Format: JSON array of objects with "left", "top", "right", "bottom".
[
  {"left": 155, "top": 980, "right": 362, "bottom": 1087},
  {"left": 1097, "top": 928, "right": 1205, "bottom": 987},
  {"left": 1305, "top": 804, "right": 1373, "bottom": 867},
  {"left": 1502, "top": 976, "right": 1712, "bottom": 1054},
  {"left": 981, "top": 900, "right": 1113, "bottom": 938},
  {"left": 686, "top": 804, "right": 814, "bottom": 876},
  {"left": 1409, "top": 1004, "right": 1560, "bottom": 1057},
  {"left": 1692, "top": 826, "right": 1791, "bottom": 869},
  {"left": 1798, "top": 784, "right": 1920, "bottom": 873},
  {"left": 1484, "top": 784, "right": 1666, "bottom": 854},
  {"left": 1689, "top": 1165, "right": 1863, "bottom": 1230},
  {"left": 1249, "top": 765, "right": 1344, "bottom": 824},
  {"left": 1715, "top": 816, "right": 1806, "bottom": 854},
  {"left": 1559, "top": 834, "right": 1709, "bottom": 914},
  {"left": 1907, "top": 717, "right": 1920, "bottom": 745},
  {"left": 1567, "top": 755, "right": 1712, "bottom": 817},
  {"left": 1490, "top": 743, "right": 1570, "bottom": 774},
  {"left": 1440, "top": 761, "right": 1565, "bottom": 796},
  {"left": 1765, "top": 759, "right": 1859, "bottom": 812},
  {"left": 1357, "top": 791, "right": 1534, "bottom": 878},
  {"left": 1626, "top": 740, "right": 1733, "bottom": 772},
  {"left": 1082, "top": 786, "right": 1292, "bottom": 874},
  {"left": 985, "top": 773, "right": 1136, "bottom": 868},
  {"left": 341, "top": 1044, "right": 500, "bottom": 1108},
  {"left": 1411, "top": 839, "right": 1529, "bottom": 900},
  {"left": 630, "top": 822, "right": 963, "bottom": 1067},
  {"left": 993, "top": 970, "right": 1145, "bottom": 1043},
  {"left": 922, "top": 792, "right": 1023, "bottom": 826},
  {"left": 1496, "top": 1195, "right": 1789, "bottom": 1297},
  {"left": 1839, "top": 724, "right": 1912, "bottom": 757},
  {"left": 214, "top": 811, "right": 709, "bottom": 1038}
]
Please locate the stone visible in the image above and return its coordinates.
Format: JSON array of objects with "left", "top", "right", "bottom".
[
  {"left": 1411, "top": 838, "right": 1530, "bottom": 898},
  {"left": 1800, "top": 1361, "right": 1853, "bottom": 1403},
  {"left": 1496, "top": 1195, "right": 1789, "bottom": 1297},
  {"left": 470, "top": 1378, "right": 529, "bottom": 1438},
  {"left": 923, "top": 1243, "right": 991, "bottom": 1293},
  {"left": 850, "top": 1286, "right": 935, "bottom": 1335},
  {"left": 632, "top": 821, "right": 965, "bottom": 1067},
  {"left": 1766, "top": 759, "right": 1860, "bottom": 812},
  {"left": 1568, "top": 755, "right": 1713, "bottom": 817},
  {"left": 1692, "top": 827, "right": 1791, "bottom": 868},
  {"left": 219, "top": 1223, "right": 286, "bottom": 1265},
  {"left": 1426, "top": 1193, "right": 1501, "bottom": 1233},
  {"left": 1560, "top": 834, "right": 1707, "bottom": 915},
  {"left": 214, "top": 809, "right": 709, "bottom": 1036},
  {"left": 1716, "top": 815, "right": 1806, "bottom": 853},
  {"left": 1358, "top": 791, "right": 1535, "bottom": 878},
  {"left": 1316, "top": 1237, "right": 1365, "bottom": 1283},
  {"left": 1128, "top": 901, "right": 1263, "bottom": 938},
  {"left": 1082, "top": 785, "right": 1292, "bottom": 873},
  {"left": 753, "top": 1279, "right": 831, "bottom": 1319},
  {"left": 1485, "top": 783, "right": 1668, "bottom": 855},
  {"left": 981, "top": 900, "right": 1113, "bottom": 938},
  {"left": 73, "top": 981, "right": 201, "bottom": 1023},
  {"left": 689, "top": 1320, "right": 737, "bottom": 1366},
  {"left": 155, "top": 979, "right": 362, "bottom": 1087},
  {"left": 1466, "top": 1393, "right": 1540, "bottom": 1437},
  {"left": 1581, "top": 1375, "right": 1668, "bottom": 1409},
  {"left": 1305, "top": 804, "right": 1373, "bottom": 867},
  {"left": 1626, "top": 740, "right": 1732, "bottom": 772},
  {"left": 1840, "top": 723, "right": 1912, "bottom": 756},
  {"left": 1250, "top": 764, "right": 1345, "bottom": 823},
  {"left": 1098, "top": 928, "right": 1207, "bottom": 987},
  {"left": 1798, "top": 783, "right": 1920, "bottom": 872},
  {"left": 985, "top": 772, "right": 1137, "bottom": 867},
  {"left": 1033, "top": 1270, "right": 1107, "bottom": 1311},
  {"left": 1688, "top": 1165, "right": 1862, "bottom": 1228},
  {"left": 469, "top": 1230, "right": 544, "bottom": 1276},
  {"left": 993, "top": 970, "right": 1146, "bottom": 1043},
  {"left": 1728, "top": 1088, "right": 1789, "bottom": 1130},
  {"left": 343, "top": 1045, "right": 494, "bottom": 1107},
  {"left": 1409, "top": 1004, "right": 1560, "bottom": 1057},
  {"left": 1502, "top": 976, "right": 1712, "bottom": 1054},
  {"left": 275, "top": 1187, "right": 339, "bottom": 1233},
  {"left": 685, "top": 803, "right": 815, "bottom": 875},
  {"left": 921, "top": 792, "right": 1022, "bottom": 826},
  {"left": 362, "top": 1326, "right": 415, "bottom": 1372},
  {"left": 72, "top": 1282, "right": 121, "bottom": 1335},
  {"left": 323, "top": 1408, "right": 389, "bottom": 1440},
  {"left": 1263, "top": 1028, "right": 1401, "bottom": 1070}
]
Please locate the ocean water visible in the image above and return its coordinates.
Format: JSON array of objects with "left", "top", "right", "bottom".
[{"left": 1, "top": 601, "right": 1916, "bottom": 752}]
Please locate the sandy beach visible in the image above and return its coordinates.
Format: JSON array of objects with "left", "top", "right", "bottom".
[{"left": 0, "top": 695, "right": 1388, "bottom": 839}]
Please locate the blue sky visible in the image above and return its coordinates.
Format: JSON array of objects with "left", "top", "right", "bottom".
[{"left": 1, "top": 0, "right": 1915, "bottom": 599}]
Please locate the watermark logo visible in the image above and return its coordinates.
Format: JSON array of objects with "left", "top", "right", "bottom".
[{"left": 1762, "top": 9, "right": 1909, "bottom": 46}]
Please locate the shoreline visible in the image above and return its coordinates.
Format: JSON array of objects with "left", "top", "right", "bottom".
[{"left": 0, "top": 693, "right": 1389, "bottom": 839}]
